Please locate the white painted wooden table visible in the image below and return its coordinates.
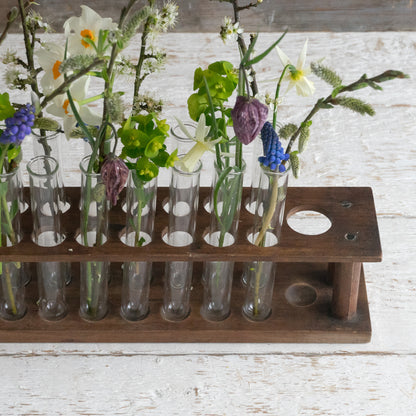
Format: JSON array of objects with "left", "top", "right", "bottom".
[{"left": 1, "top": 32, "right": 415, "bottom": 415}]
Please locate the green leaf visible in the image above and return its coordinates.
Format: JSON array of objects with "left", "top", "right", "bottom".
[
  {"left": 120, "top": 128, "right": 143, "bottom": 148},
  {"left": 96, "top": 29, "right": 109, "bottom": 54},
  {"left": 7, "top": 146, "right": 20, "bottom": 162},
  {"left": 318, "top": 98, "right": 334, "bottom": 109},
  {"left": 9, "top": 200, "right": 18, "bottom": 221},
  {"left": 152, "top": 149, "right": 178, "bottom": 168},
  {"left": 81, "top": 36, "right": 97, "bottom": 51},
  {"left": 193, "top": 67, "right": 204, "bottom": 90},
  {"left": 0, "top": 93, "right": 15, "bottom": 121},
  {"left": 203, "top": 75, "right": 220, "bottom": 142},
  {"left": 367, "top": 80, "right": 383, "bottom": 91},
  {"left": 245, "top": 30, "right": 287, "bottom": 67},
  {"left": 135, "top": 157, "right": 158, "bottom": 182},
  {"left": 208, "top": 61, "right": 234, "bottom": 76},
  {"left": 331, "top": 85, "right": 345, "bottom": 98},
  {"left": 240, "top": 33, "right": 259, "bottom": 67},
  {"left": 144, "top": 136, "right": 164, "bottom": 158}
]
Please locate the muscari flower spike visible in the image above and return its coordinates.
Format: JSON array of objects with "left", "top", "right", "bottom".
[
  {"left": 258, "top": 121, "right": 290, "bottom": 173},
  {"left": 0, "top": 104, "right": 35, "bottom": 146},
  {"left": 100, "top": 154, "right": 129, "bottom": 206},
  {"left": 231, "top": 96, "right": 268, "bottom": 145}
]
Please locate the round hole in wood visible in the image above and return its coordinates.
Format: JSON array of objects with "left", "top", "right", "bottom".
[
  {"left": 285, "top": 283, "right": 318, "bottom": 307},
  {"left": 287, "top": 209, "right": 332, "bottom": 235},
  {"left": 345, "top": 232, "right": 357, "bottom": 241}
]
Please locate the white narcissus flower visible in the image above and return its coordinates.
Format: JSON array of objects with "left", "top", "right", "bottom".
[
  {"left": 176, "top": 114, "right": 221, "bottom": 173},
  {"left": 36, "top": 43, "right": 66, "bottom": 93},
  {"left": 46, "top": 77, "right": 102, "bottom": 139},
  {"left": 276, "top": 39, "right": 316, "bottom": 97},
  {"left": 64, "top": 5, "right": 117, "bottom": 55}
]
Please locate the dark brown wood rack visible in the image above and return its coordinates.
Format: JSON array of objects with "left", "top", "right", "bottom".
[{"left": 0, "top": 186, "right": 381, "bottom": 343}]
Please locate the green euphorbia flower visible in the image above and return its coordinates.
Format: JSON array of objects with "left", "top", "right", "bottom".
[
  {"left": 119, "top": 113, "right": 176, "bottom": 182},
  {"left": 0, "top": 93, "right": 15, "bottom": 121}
]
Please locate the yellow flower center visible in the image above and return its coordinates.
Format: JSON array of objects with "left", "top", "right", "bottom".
[
  {"left": 139, "top": 168, "right": 154, "bottom": 178},
  {"left": 62, "top": 99, "right": 70, "bottom": 115},
  {"left": 80, "top": 29, "right": 95, "bottom": 48},
  {"left": 52, "top": 60, "right": 62, "bottom": 80},
  {"left": 290, "top": 69, "right": 304, "bottom": 81}
]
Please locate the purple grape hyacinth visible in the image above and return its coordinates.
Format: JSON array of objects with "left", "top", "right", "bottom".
[
  {"left": 259, "top": 121, "right": 290, "bottom": 173},
  {"left": 231, "top": 96, "right": 268, "bottom": 145},
  {"left": 101, "top": 155, "right": 129, "bottom": 206},
  {"left": 0, "top": 104, "right": 35, "bottom": 146}
]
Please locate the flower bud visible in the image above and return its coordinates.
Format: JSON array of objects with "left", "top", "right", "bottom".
[
  {"left": 231, "top": 96, "right": 268, "bottom": 145},
  {"left": 100, "top": 155, "right": 129, "bottom": 206}
]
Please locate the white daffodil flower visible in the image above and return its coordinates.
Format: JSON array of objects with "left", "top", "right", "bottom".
[
  {"left": 64, "top": 5, "right": 117, "bottom": 55},
  {"left": 276, "top": 39, "right": 316, "bottom": 97},
  {"left": 36, "top": 43, "right": 66, "bottom": 93},
  {"left": 46, "top": 77, "right": 102, "bottom": 139},
  {"left": 176, "top": 114, "right": 222, "bottom": 173}
]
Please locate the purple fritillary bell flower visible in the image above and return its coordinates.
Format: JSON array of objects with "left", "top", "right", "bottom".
[
  {"left": 231, "top": 96, "right": 268, "bottom": 145},
  {"left": 101, "top": 155, "right": 129, "bottom": 206}
]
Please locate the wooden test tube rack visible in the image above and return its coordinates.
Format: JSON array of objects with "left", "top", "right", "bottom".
[{"left": 0, "top": 186, "right": 381, "bottom": 343}]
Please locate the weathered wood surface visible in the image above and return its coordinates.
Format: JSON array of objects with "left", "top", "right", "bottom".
[
  {"left": 1, "top": 0, "right": 416, "bottom": 32},
  {"left": 0, "top": 32, "right": 415, "bottom": 414}
]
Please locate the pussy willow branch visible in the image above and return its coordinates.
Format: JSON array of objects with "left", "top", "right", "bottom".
[
  {"left": 232, "top": 0, "right": 259, "bottom": 96},
  {"left": 133, "top": 0, "right": 155, "bottom": 100},
  {"left": 0, "top": 9, "right": 17, "bottom": 46},
  {"left": 17, "top": 0, "right": 41, "bottom": 97},
  {"left": 210, "top": 0, "right": 260, "bottom": 95},
  {"left": 284, "top": 70, "right": 408, "bottom": 157},
  {"left": 101, "top": 0, "right": 139, "bottom": 158},
  {"left": 0, "top": 1, "right": 33, "bottom": 47}
]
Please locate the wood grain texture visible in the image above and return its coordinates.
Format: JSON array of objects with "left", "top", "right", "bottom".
[
  {"left": 0, "top": 261, "right": 372, "bottom": 343},
  {"left": 0, "top": 32, "right": 415, "bottom": 414},
  {"left": 0, "top": 353, "right": 415, "bottom": 415},
  {"left": 1, "top": 0, "right": 415, "bottom": 32},
  {"left": 0, "top": 186, "right": 382, "bottom": 262}
]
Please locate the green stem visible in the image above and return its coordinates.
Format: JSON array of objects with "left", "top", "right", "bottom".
[
  {"left": 101, "top": 0, "right": 139, "bottom": 158},
  {"left": 3, "top": 264, "right": 17, "bottom": 315},
  {"left": 235, "top": 140, "right": 242, "bottom": 170},
  {"left": 254, "top": 178, "right": 278, "bottom": 247},
  {"left": 232, "top": 1, "right": 258, "bottom": 96},
  {"left": 273, "top": 64, "right": 290, "bottom": 130},
  {"left": 0, "top": 146, "right": 18, "bottom": 316},
  {"left": 253, "top": 177, "right": 279, "bottom": 316},
  {"left": 1, "top": 194, "right": 17, "bottom": 246},
  {"left": 253, "top": 261, "right": 263, "bottom": 316}
]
